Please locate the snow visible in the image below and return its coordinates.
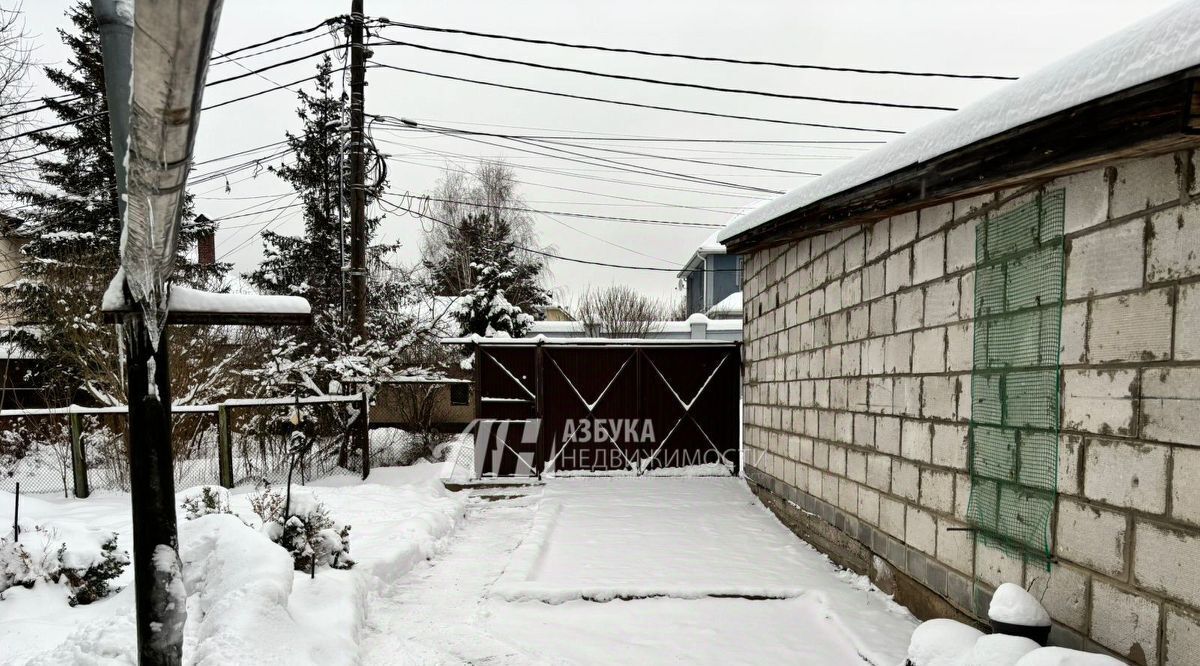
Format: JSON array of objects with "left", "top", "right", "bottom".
[
  {"left": 706, "top": 290, "right": 743, "bottom": 318},
  {"left": 5, "top": 471, "right": 923, "bottom": 665},
  {"left": 990, "top": 582, "right": 1052, "bottom": 627},
  {"left": 525, "top": 317, "right": 744, "bottom": 337},
  {"left": 102, "top": 270, "right": 311, "bottom": 317},
  {"left": 1015, "top": 647, "right": 1127, "bottom": 666},
  {"left": 0, "top": 463, "right": 465, "bottom": 665},
  {"left": 970, "top": 634, "right": 1042, "bottom": 666},
  {"left": 490, "top": 477, "right": 917, "bottom": 662},
  {"left": 444, "top": 334, "right": 737, "bottom": 345},
  {"left": 718, "top": 0, "right": 1200, "bottom": 245},
  {"left": 908, "top": 618, "right": 986, "bottom": 666}
]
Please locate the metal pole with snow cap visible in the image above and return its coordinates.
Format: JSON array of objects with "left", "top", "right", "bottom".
[{"left": 92, "top": 1, "right": 310, "bottom": 664}]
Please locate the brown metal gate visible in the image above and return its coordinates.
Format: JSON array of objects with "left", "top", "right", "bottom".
[{"left": 466, "top": 340, "right": 740, "bottom": 476}]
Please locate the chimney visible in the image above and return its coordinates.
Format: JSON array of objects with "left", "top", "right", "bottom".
[{"left": 195, "top": 214, "right": 216, "bottom": 265}]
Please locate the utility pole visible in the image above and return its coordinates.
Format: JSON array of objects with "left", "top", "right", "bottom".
[
  {"left": 348, "top": 0, "right": 371, "bottom": 478},
  {"left": 348, "top": 0, "right": 367, "bottom": 341}
]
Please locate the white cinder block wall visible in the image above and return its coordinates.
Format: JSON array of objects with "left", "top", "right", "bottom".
[{"left": 740, "top": 150, "right": 1200, "bottom": 665}]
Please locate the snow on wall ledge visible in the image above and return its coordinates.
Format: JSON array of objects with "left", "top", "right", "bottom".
[{"left": 718, "top": 0, "right": 1200, "bottom": 245}]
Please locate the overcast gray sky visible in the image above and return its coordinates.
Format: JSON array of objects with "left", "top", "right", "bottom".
[{"left": 17, "top": 0, "right": 1178, "bottom": 305}]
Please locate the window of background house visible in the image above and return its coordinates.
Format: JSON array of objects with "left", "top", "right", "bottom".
[{"left": 450, "top": 383, "right": 470, "bottom": 406}]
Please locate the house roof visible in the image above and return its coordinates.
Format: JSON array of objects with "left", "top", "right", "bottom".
[
  {"left": 706, "top": 291, "right": 743, "bottom": 319},
  {"left": 676, "top": 228, "right": 727, "bottom": 278},
  {"left": 719, "top": 0, "right": 1200, "bottom": 252}
]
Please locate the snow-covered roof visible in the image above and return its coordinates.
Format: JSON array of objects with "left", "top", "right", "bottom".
[
  {"left": 444, "top": 334, "right": 737, "bottom": 346},
  {"left": 706, "top": 291, "right": 743, "bottom": 319},
  {"left": 677, "top": 228, "right": 728, "bottom": 278},
  {"left": 719, "top": 0, "right": 1200, "bottom": 246}
]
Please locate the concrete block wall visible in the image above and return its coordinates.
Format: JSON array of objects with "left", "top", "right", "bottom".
[{"left": 740, "top": 150, "right": 1200, "bottom": 665}]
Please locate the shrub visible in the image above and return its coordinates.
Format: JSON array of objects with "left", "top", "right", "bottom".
[
  {"left": 61, "top": 534, "right": 128, "bottom": 606},
  {"left": 248, "top": 481, "right": 353, "bottom": 572},
  {"left": 180, "top": 486, "right": 232, "bottom": 520},
  {"left": 0, "top": 529, "right": 127, "bottom": 605}
]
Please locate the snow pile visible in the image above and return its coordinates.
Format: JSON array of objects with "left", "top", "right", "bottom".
[
  {"left": 969, "top": 634, "right": 1041, "bottom": 666},
  {"left": 908, "top": 617, "right": 1124, "bottom": 666},
  {"left": 990, "top": 583, "right": 1052, "bottom": 627},
  {"left": 5, "top": 464, "right": 467, "bottom": 666},
  {"left": 181, "top": 514, "right": 340, "bottom": 664},
  {"left": 907, "top": 618, "right": 985, "bottom": 666},
  {"left": 719, "top": 0, "right": 1200, "bottom": 244},
  {"left": 1015, "top": 647, "right": 1126, "bottom": 665}
]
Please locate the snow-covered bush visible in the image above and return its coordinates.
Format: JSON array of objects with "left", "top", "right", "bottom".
[
  {"left": 180, "top": 486, "right": 232, "bottom": 520},
  {"left": 60, "top": 534, "right": 127, "bottom": 606},
  {"left": 248, "top": 481, "right": 353, "bottom": 572},
  {"left": 0, "top": 528, "right": 128, "bottom": 605}
]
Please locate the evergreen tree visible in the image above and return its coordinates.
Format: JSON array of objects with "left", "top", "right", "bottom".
[
  {"left": 246, "top": 54, "right": 381, "bottom": 352},
  {"left": 1, "top": 2, "right": 226, "bottom": 405},
  {"left": 427, "top": 212, "right": 550, "bottom": 337}
]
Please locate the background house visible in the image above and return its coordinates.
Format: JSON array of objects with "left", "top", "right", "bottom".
[
  {"left": 678, "top": 229, "right": 742, "bottom": 316},
  {"left": 722, "top": 7, "right": 1200, "bottom": 664}
]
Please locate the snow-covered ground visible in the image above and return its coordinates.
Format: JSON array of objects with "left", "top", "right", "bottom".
[{"left": 1, "top": 470, "right": 918, "bottom": 665}]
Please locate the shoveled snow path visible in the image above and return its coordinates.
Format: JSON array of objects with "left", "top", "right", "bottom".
[
  {"left": 358, "top": 478, "right": 917, "bottom": 665},
  {"left": 359, "top": 491, "right": 549, "bottom": 665}
]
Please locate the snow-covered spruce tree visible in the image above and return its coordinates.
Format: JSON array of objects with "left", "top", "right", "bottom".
[
  {"left": 242, "top": 55, "right": 446, "bottom": 466},
  {"left": 0, "top": 2, "right": 227, "bottom": 407},
  {"left": 245, "top": 54, "right": 399, "bottom": 354},
  {"left": 426, "top": 211, "right": 550, "bottom": 337}
]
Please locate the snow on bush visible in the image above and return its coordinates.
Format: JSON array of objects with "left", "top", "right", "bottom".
[
  {"left": 989, "top": 582, "right": 1051, "bottom": 627},
  {"left": 0, "top": 526, "right": 128, "bottom": 606},
  {"left": 906, "top": 618, "right": 984, "bottom": 666},
  {"left": 179, "top": 485, "right": 233, "bottom": 520},
  {"left": 249, "top": 481, "right": 354, "bottom": 572}
]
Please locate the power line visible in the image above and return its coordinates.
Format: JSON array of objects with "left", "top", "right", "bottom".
[
  {"left": 372, "top": 116, "right": 888, "bottom": 146},
  {"left": 379, "top": 195, "right": 737, "bottom": 273},
  {"left": 394, "top": 193, "right": 725, "bottom": 228},
  {"left": 385, "top": 153, "right": 746, "bottom": 214},
  {"left": 372, "top": 19, "right": 1018, "bottom": 81},
  {"left": 368, "top": 62, "right": 904, "bottom": 134},
  {"left": 370, "top": 39, "right": 956, "bottom": 112},
  {"left": 382, "top": 119, "right": 820, "bottom": 175},
  {"left": 387, "top": 118, "right": 787, "bottom": 195},
  {"left": 213, "top": 16, "right": 346, "bottom": 60},
  {"left": 205, "top": 45, "right": 344, "bottom": 87},
  {"left": 379, "top": 141, "right": 770, "bottom": 201}
]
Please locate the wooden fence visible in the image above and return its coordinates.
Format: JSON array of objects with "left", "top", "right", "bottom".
[{"left": 0, "top": 394, "right": 370, "bottom": 497}]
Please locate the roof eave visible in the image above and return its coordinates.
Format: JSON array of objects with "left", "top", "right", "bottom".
[{"left": 723, "top": 69, "right": 1200, "bottom": 254}]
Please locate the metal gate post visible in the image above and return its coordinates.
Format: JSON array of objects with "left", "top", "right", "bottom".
[
  {"left": 534, "top": 341, "right": 545, "bottom": 478},
  {"left": 217, "top": 404, "right": 233, "bottom": 489},
  {"left": 69, "top": 411, "right": 89, "bottom": 498},
  {"left": 359, "top": 391, "right": 370, "bottom": 480},
  {"left": 635, "top": 348, "right": 643, "bottom": 475}
]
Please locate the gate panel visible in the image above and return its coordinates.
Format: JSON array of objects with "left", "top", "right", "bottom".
[
  {"left": 467, "top": 341, "right": 740, "bottom": 476},
  {"left": 475, "top": 346, "right": 537, "bottom": 476},
  {"left": 542, "top": 347, "right": 640, "bottom": 473},
  {"left": 639, "top": 346, "right": 740, "bottom": 472}
]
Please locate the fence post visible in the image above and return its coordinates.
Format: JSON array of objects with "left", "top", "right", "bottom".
[
  {"left": 69, "top": 411, "right": 89, "bottom": 499},
  {"left": 358, "top": 391, "right": 370, "bottom": 480},
  {"left": 217, "top": 404, "right": 233, "bottom": 489}
]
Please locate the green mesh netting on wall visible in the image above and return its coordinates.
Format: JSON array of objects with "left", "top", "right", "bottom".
[{"left": 966, "top": 189, "right": 1065, "bottom": 564}]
